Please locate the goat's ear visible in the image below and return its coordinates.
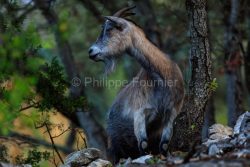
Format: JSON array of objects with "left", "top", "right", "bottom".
[{"left": 104, "top": 16, "right": 126, "bottom": 30}]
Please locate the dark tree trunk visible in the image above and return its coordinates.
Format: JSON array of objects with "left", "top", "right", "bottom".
[
  {"left": 135, "top": 0, "right": 162, "bottom": 48},
  {"left": 34, "top": 0, "right": 107, "bottom": 156},
  {"left": 171, "top": 0, "right": 212, "bottom": 151},
  {"left": 202, "top": 97, "right": 215, "bottom": 140},
  {"left": 77, "top": 0, "right": 103, "bottom": 23},
  {"left": 245, "top": 1, "right": 250, "bottom": 98},
  {"left": 223, "top": 0, "right": 244, "bottom": 127}
]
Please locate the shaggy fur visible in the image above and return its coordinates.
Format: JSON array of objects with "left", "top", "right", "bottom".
[{"left": 89, "top": 14, "right": 185, "bottom": 164}]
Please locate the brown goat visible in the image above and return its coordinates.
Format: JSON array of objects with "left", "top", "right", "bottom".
[{"left": 88, "top": 7, "right": 185, "bottom": 164}]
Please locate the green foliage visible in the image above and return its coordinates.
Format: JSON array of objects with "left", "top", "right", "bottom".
[
  {"left": 0, "top": 4, "right": 44, "bottom": 134},
  {"left": 0, "top": 144, "right": 8, "bottom": 162},
  {"left": 209, "top": 78, "right": 218, "bottom": 92},
  {"left": 0, "top": 143, "right": 50, "bottom": 167},
  {"left": 145, "top": 156, "right": 161, "bottom": 165},
  {"left": 15, "top": 149, "right": 50, "bottom": 167},
  {"left": 190, "top": 124, "right": 196, "bottom": 131},
  {"left": 36, "top": 57, "right": 87, "bottom": 112},
  {"left": 0, "top": 1, "right": 87, "bottom": 137}
]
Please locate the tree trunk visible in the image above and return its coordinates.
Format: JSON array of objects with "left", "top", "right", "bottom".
[
  {"left": 135, "top": 0, "right": 162, "bottom": 48},
  {"left": 224, "top": 0, "right": 244, "bottom": 127},
  {"left": 202, "top": 97, "right": 215, "bottom": 140},
  {"left": 77, "top": 0, "right": 103, "bottom": 23},
  {"left": 171, "top": 0, "right": 212, "bottom": 151},
  {"left": 245, "top": 1, "right": 250, "bottom": 100},
  {"left": 34, "top": 0, "right": 107, "bottom": 156}
]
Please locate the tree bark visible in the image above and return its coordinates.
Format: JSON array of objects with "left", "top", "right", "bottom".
[
  {"left": 135, "top": 0, "right": 162, "bottom": 48},
  {"left": 224, "top": 0, "right": 244, "bottom": 127},
  {"left": 77, "top": 0, "right": 103, "bottom": 23},
  {"left": 202, "top": 97, "right": 215, "bottom": 140},
  {"left": 171, "top": 0, "right": 212, "bottom": 151},
  {"left": 34, "top": 0, "right": 107, "bottom": 156},
  {"left": 245, "top": 1, "right": 250, "bottom": 98}
]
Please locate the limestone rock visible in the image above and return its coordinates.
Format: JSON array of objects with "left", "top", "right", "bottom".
[
  {"left": 61, "top": 148, "right": 102, "bottom": 167},
  {"left": 87, "top": 159, "right": 112, "bottom": 167},
  {"left": 232, "top": 111, "right": 250, "bottom": 148},
  {"left": 131, "top": 155, "right": 153, "bottom": 164}
]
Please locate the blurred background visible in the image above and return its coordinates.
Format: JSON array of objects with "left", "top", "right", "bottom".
[{"left": 0, "top": 0, "right": 249, "bottom": 166}]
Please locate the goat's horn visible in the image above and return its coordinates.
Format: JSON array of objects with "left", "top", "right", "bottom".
[
  {"left": 103, "top": 16, "right": 117, "bottom": 24},
  {"left": 113, "top": 6, "right": 136, "bottom": 18}
]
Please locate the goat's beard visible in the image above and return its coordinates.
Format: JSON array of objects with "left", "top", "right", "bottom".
[{"left": 103, "top": 57, "right": 116, "bottom": 76}]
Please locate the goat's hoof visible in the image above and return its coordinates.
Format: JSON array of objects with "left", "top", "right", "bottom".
[
  {"left": 139, "top": 140, "right": 148, "bottom": 155},
  {"left": 160, "top": 140, "right": 169, "bottom": 156}
]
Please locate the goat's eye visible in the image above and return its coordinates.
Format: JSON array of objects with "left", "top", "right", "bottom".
[{"left": 106, "top": 27, "right": 113, "bottom": 32}]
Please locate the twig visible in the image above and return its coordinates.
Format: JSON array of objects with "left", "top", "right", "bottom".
[
  {"left": 51, "top": 149, "right": 59, "bottom": 167},
  {"left": 52, "top": 126, "right": 71, "bottom": 138},
  {"left": 44, "top": 122, "right": 65, "bottom": 165},
  {"left": 15, "top": 5, "right": 37, "bottom": 22},
  {"left": 8, "top": 132, "right": 73, "bottom": 154},
  {"left": 19, "top": 103, "right": 38, "bottom": 112},
  {"left": 77, "top": 129, "right": 87, "bottom": 148},
  {"left": 76, "top": 135, "right": 80, "bottom": 151}
]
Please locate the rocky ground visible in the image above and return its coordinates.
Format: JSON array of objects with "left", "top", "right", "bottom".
[
  {"left": 60, "top": 112, "right": 250, "bottom": 167},
  {"left": 1, "top": 112, "right": 249, "bottom": 167}
]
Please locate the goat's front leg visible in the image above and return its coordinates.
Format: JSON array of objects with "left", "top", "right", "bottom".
[
  {"left": 159, "top": 108, "right": 177, "bottom": 156},
  {"left": 134, "top": 109, "right": 148, "bottom": 155}
]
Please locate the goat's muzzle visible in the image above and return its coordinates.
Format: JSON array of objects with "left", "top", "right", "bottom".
[{"left": 88, "top": 46, "right": 101, "bottom": 61}]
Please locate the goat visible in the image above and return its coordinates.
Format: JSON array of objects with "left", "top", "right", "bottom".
[{"left": 88, "top": 7, "right": 185, "bottom": 164}]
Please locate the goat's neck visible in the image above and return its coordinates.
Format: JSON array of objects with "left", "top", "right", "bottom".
[{"left": 128, "top": 33, "right": 173, "bottom": 79}]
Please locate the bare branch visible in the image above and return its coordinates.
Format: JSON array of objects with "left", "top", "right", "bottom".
[
  {"left": 8, "top": 132, "right": 73, "bottom": 154},
  {"left": 15, "top": 5, "right": 37, "bottom": 22},
  {"left": 52, "top": 127, "right": 71, "bottom": 139},
  {"left": 44, "top": 122, "right": 64, "bottom": 165}
]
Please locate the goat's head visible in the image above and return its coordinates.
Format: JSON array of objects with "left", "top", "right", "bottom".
[{"left": 88, "top": 6, "right": 136, "bottom": 74}]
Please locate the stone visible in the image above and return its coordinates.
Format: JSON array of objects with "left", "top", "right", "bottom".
[
  {"left": 208, "top": 124, "right": 232, "bottom": 140},
  {"left": 131, "top": 155, "right": 153, "bottom": 164},
  {"left": 208, "top": 144, "right": 221, "bottom": 156},
  {"left": 203, "top": 124, "right": 233, "bottom": 147},
  {"left": 0, "top": 162, "right": 31, "bottom": 167},
  {"left": 87, "top": 159, "right": 112, "bottom": 167},
  {"left": 62, "top": 148, "right": 102, "bottom": 167},
  {"left": 232, "top": 111, "right": 250, "bottom": 148}
]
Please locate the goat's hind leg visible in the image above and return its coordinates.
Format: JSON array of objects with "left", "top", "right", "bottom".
[
  {"left": 159, "top": 108, "right": 177, "bottom": 156},
  {"left": 107, "top": 136, "right": 125, "bottom": 164},
  {"left": 134, "top": 109, "right": 149, "bottom": 155}
]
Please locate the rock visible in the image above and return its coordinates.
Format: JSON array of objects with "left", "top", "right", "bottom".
[
  {"left": 203, "top": 124, "right": 232, "bottom": 147},
  {"left": 208, "top": 124, "right": 232, "bottom": 141},
  {"left": 61, "top": 148, "right": 102, "bottom": 167},
  {"left": 0, "top": 162, "right": 31, "bottom": 167},
  {"left": 233, "top": 111, "right": 250, "bottom": 135},
  {"left": 208, "top": 144, "right": 222, "bottom": 156},
  {"left": 123, "top": 157, "right": 132, "bottom": 166},
  {"left": 87, "top": 159, "right": 112, "bottom": 167},
  {"left": 166, "top": 153, "right": 183, "bottom": 165},
  {"left": 230, "top": 149, "right": 250, "bottom": 159},
  {"left": 200, "top": 112, "right": 250, "bottom": 158},
  {"left": 131, "top": 155, "right": 153, "bottom": 164},
  {"left": 232, "top": 111, "right": 250, "bottom": 148},
  {"left": 202, "top": 124, "right": 233, "bottom": 156},
  {"left": 202, "top": 123, "right": 235, "bottom": 156},
  {"left": 179, "top": 160, "right": 248, "bottom": 167}
]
